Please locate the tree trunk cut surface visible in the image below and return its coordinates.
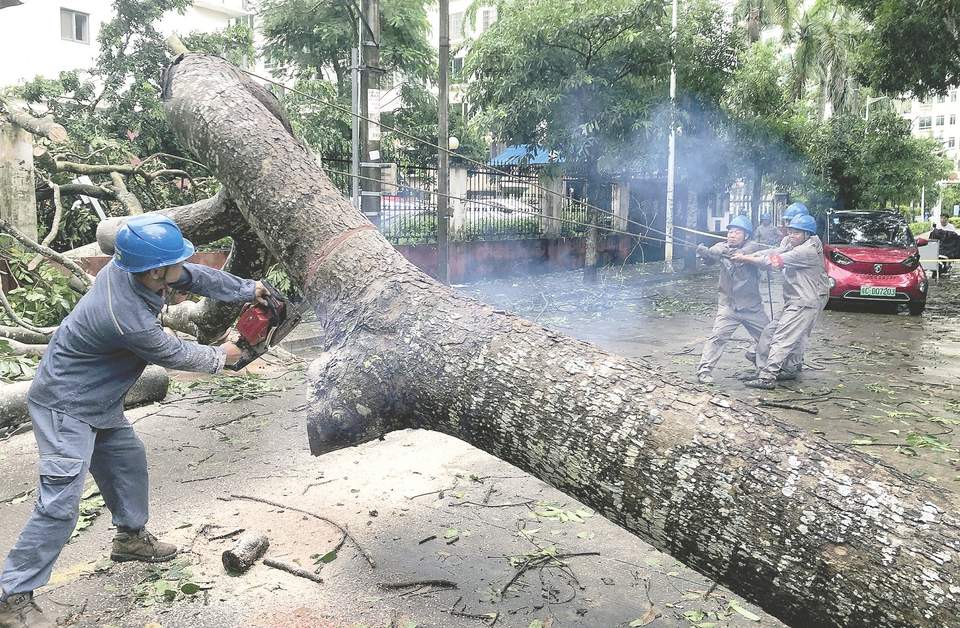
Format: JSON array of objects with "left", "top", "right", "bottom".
[{"left": 162, "top": 53, "right": 960, "bottom": 627}]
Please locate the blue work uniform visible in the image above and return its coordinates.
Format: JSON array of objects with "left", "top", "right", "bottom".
[{"left": 0, "top": 261, "right": 255, "bottom": 597}]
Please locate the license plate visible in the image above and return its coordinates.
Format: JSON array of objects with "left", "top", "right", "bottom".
[{"left": 860, "top": 286, "right": 896, "bottom": 297}]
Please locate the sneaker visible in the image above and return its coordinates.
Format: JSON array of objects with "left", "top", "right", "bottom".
[
  {"left": 0, "top": 592, "right": 54, "bottom": 628},
  {"left": 736, "top": 370, "right": 758, "bottom": 381},
  {"left": 111, "top": 529, "right": 178, "bottom": 563},
  {"left": 744, "top": 379, "right": 776, "bottom": 390},
  {"left": 697, "top": 372, "right": 715, "bottom": 385},
  {"left": 776, "top": 371, "right": 798, "bottom": 382}
]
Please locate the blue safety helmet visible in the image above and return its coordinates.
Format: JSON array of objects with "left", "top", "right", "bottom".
[
  {"left": 788, "top": 214, "right": 817, "bottom": 234},
  {"left": 727, "top": 215, "right": 754, "bottom": 237},
  {"left": 783, "top": 202, "right": 809, "bottom": 221},
  {"left": 114, "top": 215, "right": 195, "bottom": 273},
  {"left": 759, "top": 212, "right": 772, "bottom": 222}
]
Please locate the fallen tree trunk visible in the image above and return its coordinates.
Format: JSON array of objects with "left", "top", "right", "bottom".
[
  {"left": 162, "top": 54, "right": 960, "bottom": 628},
  {"left": 0, "top": 365, "right": 169, "bottom": 432},
  {"left": 222, "top": 533, "right": 269, "bottom": 574}
]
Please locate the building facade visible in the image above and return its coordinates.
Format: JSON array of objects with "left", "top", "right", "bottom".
[
  {"left": 899, "top": 89, "right": 960, "bottom": 180},
  {"left": 0, "top": 0, "right": 250, "bottom": 87}
]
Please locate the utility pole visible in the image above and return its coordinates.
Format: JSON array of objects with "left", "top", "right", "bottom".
[
  {"left": 437, "top": 0, "right": 450, "bottom": 283},
  {"left": 351, "top": 45, "right": 360, "bottom": 209},
  {"left": 664, "top": 0, "right": 678, "bottom": 264},
  {"left": 360, "top": 0, "right": 381, "bottom": 227}
]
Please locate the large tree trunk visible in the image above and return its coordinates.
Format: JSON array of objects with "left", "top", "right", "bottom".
[
  {"left": 162, "top": 54, "right": 960, "bottom": 628},
  {"left": 0, "top": 120, "right": 38, "bottom": 240}
]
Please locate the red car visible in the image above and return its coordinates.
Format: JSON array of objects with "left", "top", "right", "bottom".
[{"left": 823, "top": 210, "right": 928, "bottom": 315}]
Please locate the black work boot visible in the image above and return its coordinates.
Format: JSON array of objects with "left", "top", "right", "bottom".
[
  {"left": 776, "top": 370, "right": 799, "bottom": 382},
  {"left": 0, "top": 592, "right": 54, "bottom": 628},
  {"left": 111, "top": 528, "right": 178, "bottom": 563}
]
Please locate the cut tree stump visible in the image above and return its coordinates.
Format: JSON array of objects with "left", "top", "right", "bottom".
[{"left": 162, "top": 53, "right": 960, "bottom": 628}]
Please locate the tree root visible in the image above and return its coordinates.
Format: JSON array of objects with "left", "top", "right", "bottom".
[
  {"left": 378, "top": 579, "right": 457, "bottom": 591},
  {"left": 500, "top": 551, "right": 600, "bottom": 596}
]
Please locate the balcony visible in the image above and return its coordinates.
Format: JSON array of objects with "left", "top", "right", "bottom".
[{"left": 192, "top": 0, "right": 249, "bottom": 18}]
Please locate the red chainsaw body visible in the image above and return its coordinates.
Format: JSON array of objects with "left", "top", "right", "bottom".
[{"left": 236, "top": 301, "right": 282, "bottom": 346}]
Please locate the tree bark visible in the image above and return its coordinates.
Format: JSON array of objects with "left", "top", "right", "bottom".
[
  {"left": 162, "top": 54, "right": 960, "bottom": 628},
  {"left": 0, "top": 120, "right": 38, "bottom": 240},
  {"left": 222, "top": 533, "right": 269, "bottom": 574},
  {"left": 0, "top": 365, "right": 168, "bottom": 432},
  {"left": 0, "top": 96, "right": 68, "bottom": 144}
]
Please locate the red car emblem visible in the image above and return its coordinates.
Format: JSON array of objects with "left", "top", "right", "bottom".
[{"left": 874, "top": 263, "right": 883, "bottom": 273}]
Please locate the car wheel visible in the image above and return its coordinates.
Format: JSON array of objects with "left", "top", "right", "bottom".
[{"left": 908, "top": 302, "right": 925, "bottom": 316}]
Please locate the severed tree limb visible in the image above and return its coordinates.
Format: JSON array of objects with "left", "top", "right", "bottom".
[
  {"left": 27, "top": 181, "right": 64, "bottom": 271},
  {"left": 0, "top": 325, "right": 53, "bottom": 344},
  {"left": 0, "top": 336, "right": 46, "bottom": 357},
  {"left": 0, "top": 216, "right": 92, "bottom": 288},
  {"left": 35, "top": 181, "right": 116, "bottom": 203},
  {"left": 108, "top": 172, "right": 144, "bottom": 215},
  {"left": 163, "top": 54, "right": 960, "bottom": 628},
  {"left": 262, "top": 557, "right": 324, "bottom": 584},
  {"left": 0, "top": 96, "right": 68, "bottom": 143}
]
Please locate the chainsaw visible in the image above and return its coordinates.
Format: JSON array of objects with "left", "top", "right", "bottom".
[{"left": 226, "top": 280, "right": 303, "bottom": 371}]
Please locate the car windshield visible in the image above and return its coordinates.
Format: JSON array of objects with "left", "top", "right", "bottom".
[{"left": 828, "top": 213, "right": 914, "bottom": 247}]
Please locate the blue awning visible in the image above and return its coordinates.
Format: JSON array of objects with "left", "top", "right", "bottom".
[{"left": 489, "top": 145, "right": 561, "bottom": 165}]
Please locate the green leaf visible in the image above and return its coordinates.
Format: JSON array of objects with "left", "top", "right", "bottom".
[
  {"left": 728, "top": 600, "right": 761, "bottom": 622},
  {"left": 444, "top": 528, "right": 459, "bottom": 539},
  {"left": 180, "top": 582, "right": 200, "bottom": 595},
  {"left": 318, "top": 550, "right": 338, "bottom": 564},
  {"left": 528, "top": 621, "right": 544, "bottom": 628}
]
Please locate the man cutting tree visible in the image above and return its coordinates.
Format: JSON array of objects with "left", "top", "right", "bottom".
[{"left": 0, "top": 215, "right": 267, "bottom": 627}]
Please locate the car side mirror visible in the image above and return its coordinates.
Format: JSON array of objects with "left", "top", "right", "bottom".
[{"left": 916, "top": 238, "right": 928, "bottom": 247}]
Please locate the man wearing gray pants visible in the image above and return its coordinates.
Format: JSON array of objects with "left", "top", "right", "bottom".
[
  {"left": 734, "top": 213, "right": 829, "bottom": 390},
  {"left": 695, "top": 215, "right": 770, "bottom": 385},
  {"left": 0, "top": 215, "right": 266, "bottom": 627}
]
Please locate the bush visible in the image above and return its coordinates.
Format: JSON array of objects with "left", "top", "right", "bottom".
[
  {"left": 0, "top": 243, "right": 80, "bottom": 327},
  {"left": 909, "top": 221, "right": 932, "bottom": 235}
]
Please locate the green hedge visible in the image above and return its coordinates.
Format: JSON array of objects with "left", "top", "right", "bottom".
[{"left": 910, "top": 217, "right": 960, "bottom": 235}]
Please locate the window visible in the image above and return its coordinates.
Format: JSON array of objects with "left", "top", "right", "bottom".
[
  {"left": 481, "top": 8, "right": 494, "bottom": 31},
  {"left": 451, "top": 56, "right": 464, "bottom": 79},
  {"left": 937, "top": 95, "right": 946, "bottom": 104},
  {"left": 952, "top": 90, "right": 958, "bottom": 103},
  {"left": 949, "top": 138, "right": 956, "bottom": 149},
  {"left": 918, "top": 116, "right": 932, "bottom": 130},
  {"left": 936, "top": 115, "right": 945, "bottom": 126},
  {"left": 951, "top": 114, "right": 957, "bottom": 125},
  {"left": 450, "top": 11, "right": 464, "bottom": 40},
  {"left": 60, "top": 8, "right": 89, "bottom": 43}
]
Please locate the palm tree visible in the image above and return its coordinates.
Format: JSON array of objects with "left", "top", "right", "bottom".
[
  {"left": 785, "top": 0, "right": 864, "bottom": 119},
  {"left": 733, "top": 0, "right": 798, "bottom": 42}
]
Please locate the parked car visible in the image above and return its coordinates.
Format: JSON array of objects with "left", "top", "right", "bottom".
[{"left": 823, "top": 210, "right": 928, "bottom": 315}]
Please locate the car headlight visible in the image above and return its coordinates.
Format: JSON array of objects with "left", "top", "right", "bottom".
[
  {"left": 830, "top": 251, "right": 854, "bottom": 266},
  {"left": 901, "top": 252, "right": 920, "bottom": 270},
  {"left": 920, "top": 279, "right": 928, "bottom": 293}
]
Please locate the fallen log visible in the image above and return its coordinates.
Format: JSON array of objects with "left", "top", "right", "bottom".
[
  {"left": 0, "top": 365, "right": 169, "bottom": 431},
  {"left": 222, "top": 533, "right": 269, "bottom": 574},
  {"left": 162, "top": 53, "right": 960, "bottom": 628}
]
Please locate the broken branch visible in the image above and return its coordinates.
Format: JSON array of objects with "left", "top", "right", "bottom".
[{"left": 263, "top": 557, "right": 324, "bottom": 584}]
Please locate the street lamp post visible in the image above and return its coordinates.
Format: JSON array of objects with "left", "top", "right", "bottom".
[{"left": 664, "top": 0, "right": 678, "bottom": 265}]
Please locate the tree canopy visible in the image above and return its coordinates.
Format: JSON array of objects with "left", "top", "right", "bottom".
[{"left": 840, "top": 0, "right": 959, "bottom": 97}]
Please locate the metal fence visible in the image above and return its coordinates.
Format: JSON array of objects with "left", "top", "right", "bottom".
[
  {"left": 318, "top": 156, "right": 617, "bottom": 244},
  {"left": 461, "top": 167, "right": 543, "bottom": 240}
]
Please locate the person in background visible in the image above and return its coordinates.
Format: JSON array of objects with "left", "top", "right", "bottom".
[
  {"left": 695, "top": 215, "right": 770, "bottom": 385},
  {"left": 733, "top": 213, "right": 829, "bottom": 389},
  {"left": 755, "top": 212, "right": 781, "bottom": 245},
  {"left": 937, "top": 213, "right": 957, "bottom": 233}
]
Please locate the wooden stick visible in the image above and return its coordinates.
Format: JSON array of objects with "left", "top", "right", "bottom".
[
  {"left": 228, "top": 494, "right": 376, "bottom": 568},
  {"left": 379, "top": 579, "right": 458, "bottom": 590},
  {"left": 28, "top": 181, "right": 64, "bottom": 270},
  {"left": 263, "top": 557, "right": 323, "bottom": 584},
  {"left": 221, "top": 533, "right": 269, "bottom": 573}
]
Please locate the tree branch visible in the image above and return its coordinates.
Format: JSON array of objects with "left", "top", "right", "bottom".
[
  {"left": 0, "top": 217, "right": 93, "bottom": 288},
  {"left": 109, "top": 172, "right": 144, "bottom": 214},
  {"left": 27, "top": 181, "right": 64, "bottom": 271},
  {"left": 0, "top": 96, "right": 68, "bottom": 143}
]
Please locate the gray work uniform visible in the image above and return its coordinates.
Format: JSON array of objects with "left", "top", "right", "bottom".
[
  {"left": 755, "top": 224, "right": 781, "bottom": 246},
  {"left": 0, "top": 261, "right": 254, "bottom": 597},
  {"left": 697, "top": 241, "right": 770, "bottom": 375},
  {"left": 754, "top": 236, "right": 829, "bottom": 381}
]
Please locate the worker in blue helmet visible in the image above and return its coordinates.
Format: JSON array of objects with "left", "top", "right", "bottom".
[
  {"left": 780, "top": 202, "right": 808, "bottom": 240},
  {"left": 733, "top": 213, "right": 828, "bottom": 389},
  {"left": 755, "top": 211, "right": 780, "bottom": 245},
  {"left": 694, "top": 214, "right": 770, "bottom": 385},
  {"left": 0, "top": 214, "right": 268, "bottom": 625}
]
